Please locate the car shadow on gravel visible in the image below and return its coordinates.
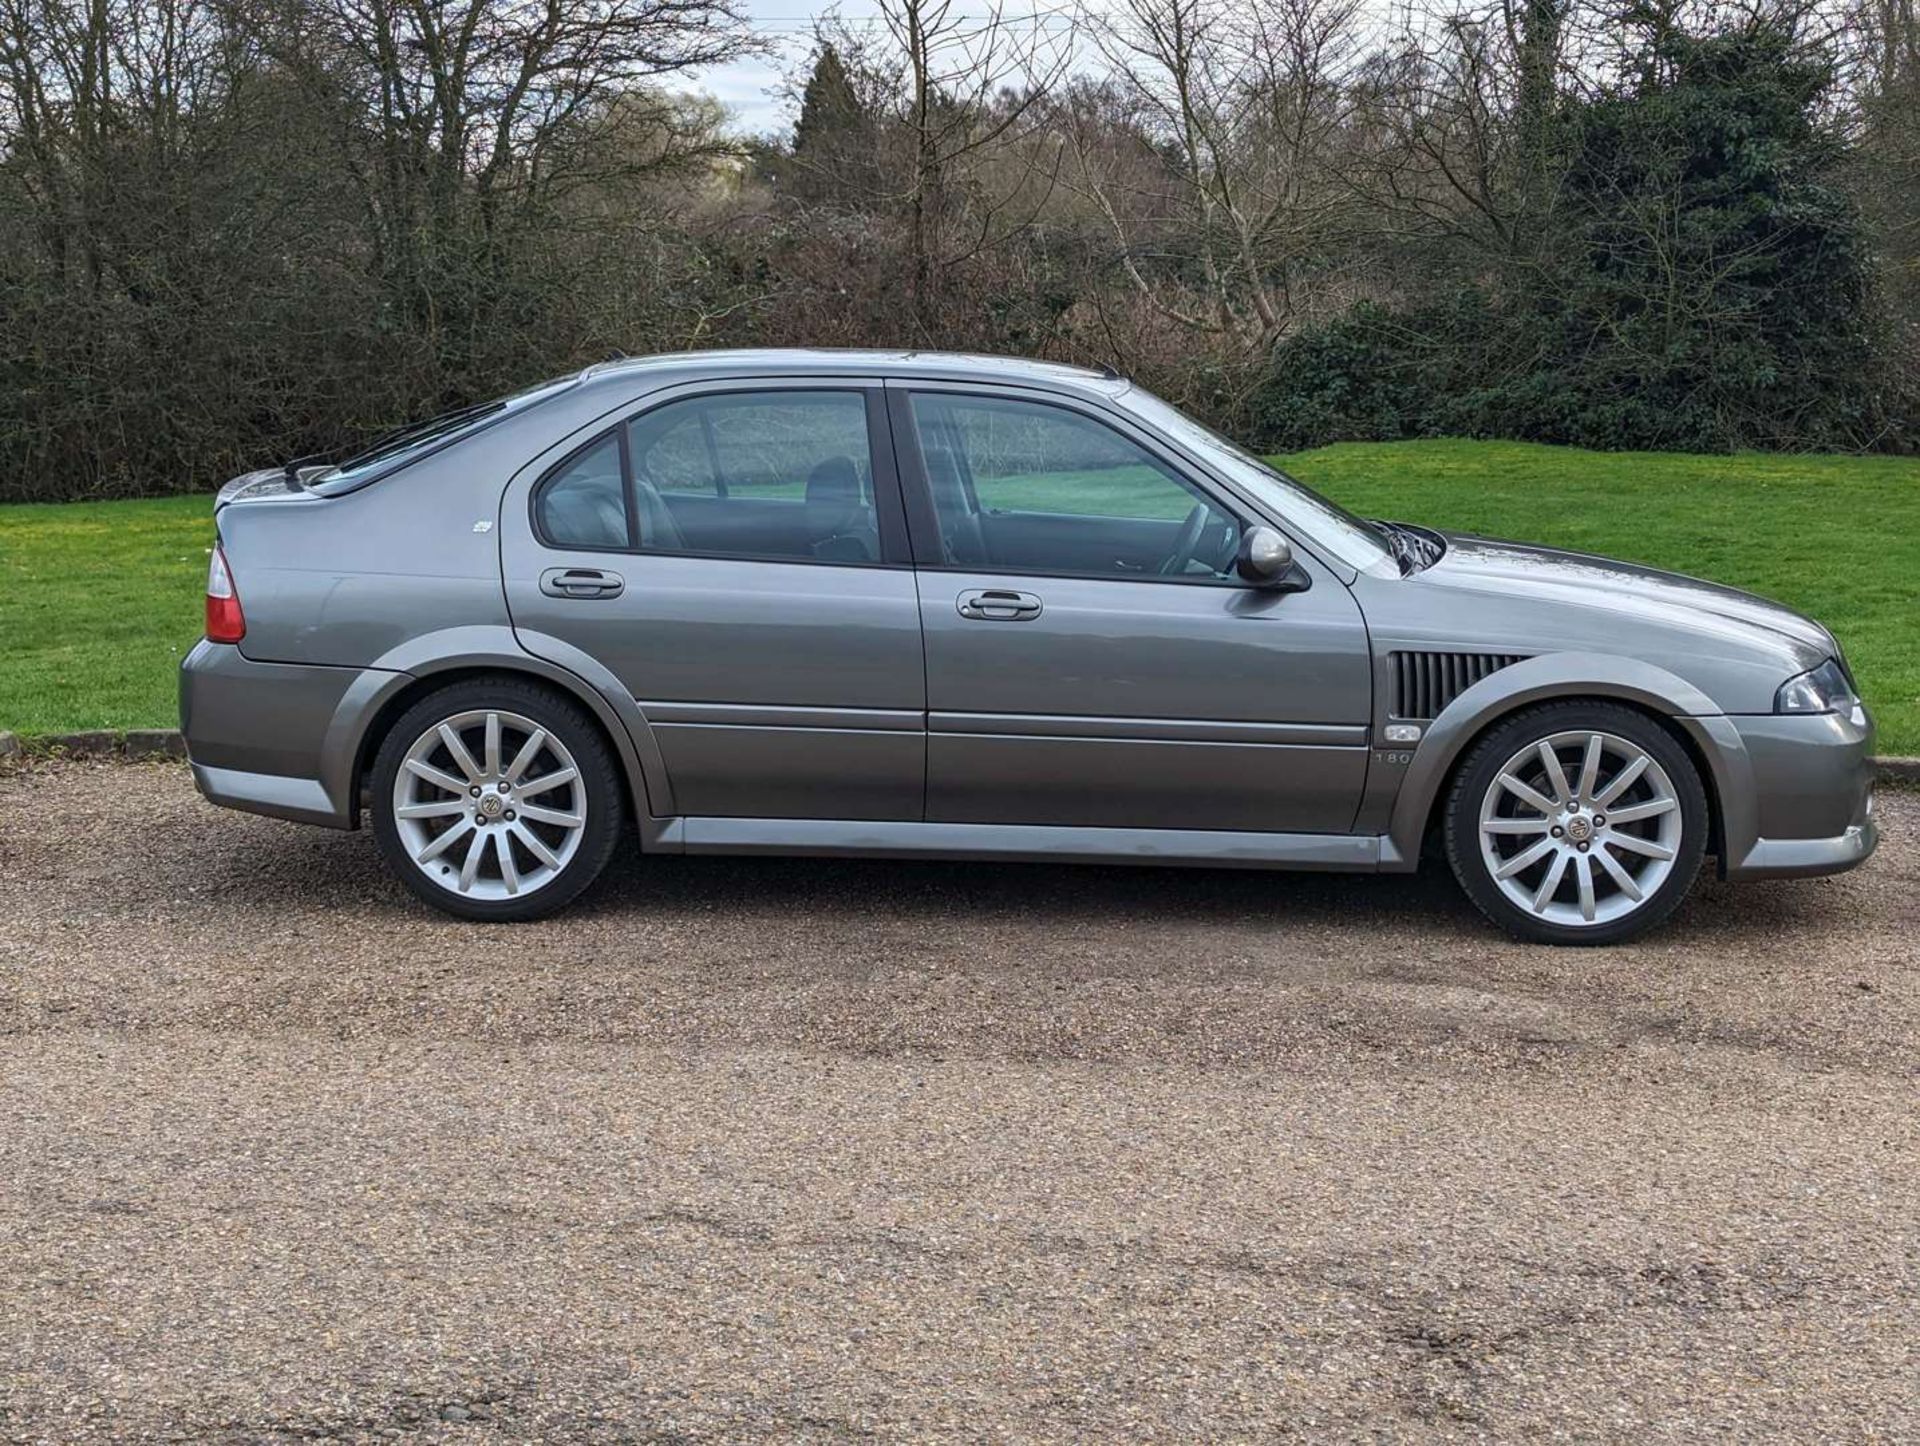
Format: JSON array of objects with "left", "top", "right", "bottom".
[{"left": 220, "top": 811, "right": 1867, "bottom": 956}]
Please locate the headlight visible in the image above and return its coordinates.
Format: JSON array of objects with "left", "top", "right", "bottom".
[{"left": 1775, "top": 658, "right": 1857, "bottom": 715}]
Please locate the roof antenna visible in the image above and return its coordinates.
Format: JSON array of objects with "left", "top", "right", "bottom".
[{"left": 1099, "top": 362, "right": 1125, "bottom": 381}]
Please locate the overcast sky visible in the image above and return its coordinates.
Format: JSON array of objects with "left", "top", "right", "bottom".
[{"left": 692, "top": 0, "right": 894, "bottom": 137}]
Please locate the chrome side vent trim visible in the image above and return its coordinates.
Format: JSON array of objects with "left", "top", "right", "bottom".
[{"left": 1389, "top": 651, "right": 1526, "bottom": 719}]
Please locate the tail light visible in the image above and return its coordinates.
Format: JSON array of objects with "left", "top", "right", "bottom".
[{"left": 206, "top": 545, "right": 246, "bottom": 643}]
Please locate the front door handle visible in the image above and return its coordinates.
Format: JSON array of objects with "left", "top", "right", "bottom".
[
  {"left": 540, "top": 567, "right": 624, "bottom": 600},
  {"left": 956, "top": 588, "right": 1043, "bottom": 622}
]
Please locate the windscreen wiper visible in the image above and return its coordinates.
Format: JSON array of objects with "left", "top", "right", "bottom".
[
  {"left": 338, "top": 401, "right": 502, "bottom": 470},
  {"left": 1370, "top": 519, "right": 1446, "bottom": 574}
]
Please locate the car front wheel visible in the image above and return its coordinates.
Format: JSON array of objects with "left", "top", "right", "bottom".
[
  {"left": 1444, "top": 702, "right": 1708, "bottom": 945},
  {"left": 370, "top": 678, "right": 624, "bottom": 921}
]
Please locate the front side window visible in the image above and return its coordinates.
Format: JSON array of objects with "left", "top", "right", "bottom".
[
  {"left": 910, "top": 392, "right": 1242, "bottom": 580},
  {"left": 1112, "top": 386, "right": 1395, "bottom": 574},
  {"left": 627, "top": 391, "right": 881, "bottom": 562}
]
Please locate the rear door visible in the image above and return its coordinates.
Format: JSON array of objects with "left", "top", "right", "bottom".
[
  {"left": 891, "top": 383, "right": 1373, "bottom": 833},
  {"left": 503, "top": 379, "right": 926, "bottom": 821}
]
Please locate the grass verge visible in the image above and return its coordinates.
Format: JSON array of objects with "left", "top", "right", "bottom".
[{"left": 2, "top": 440, "right": 1913, "bottom": 750}]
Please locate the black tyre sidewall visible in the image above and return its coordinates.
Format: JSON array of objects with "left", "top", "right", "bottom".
[
  {"left": 1444, "top": 702, "right": 1709, "bottom": 946},
  {"left": 370, "top": 678, "right": 624, "bottom": 922}
]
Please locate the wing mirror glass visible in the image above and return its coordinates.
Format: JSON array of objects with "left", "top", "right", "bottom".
[{"left": 1235, "top": 525, "right": 1296, "bottom": 588}]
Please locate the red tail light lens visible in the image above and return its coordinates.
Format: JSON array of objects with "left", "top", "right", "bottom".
[{"left": 206, "top": 545, "right": 246, "bottom": 643}]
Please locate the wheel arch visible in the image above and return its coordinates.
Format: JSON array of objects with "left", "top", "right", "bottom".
[
  {"left": 1383, "top": 653, "right": 1752, "bottom": 872},
  {"left": 323, "top": 626, "right": 673, "bottom": 833}
]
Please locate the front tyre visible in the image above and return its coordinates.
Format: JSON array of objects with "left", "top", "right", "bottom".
[
  {"left": 370, "top": 678, "right": 624, "bottom": 921},
  {"left": 1443, "top": 702, "right": 1708, "bottom": 946}
]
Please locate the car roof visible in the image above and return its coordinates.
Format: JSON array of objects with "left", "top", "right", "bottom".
[{"left": 575, "top": 348, "right": 1127, "bottom": 395}]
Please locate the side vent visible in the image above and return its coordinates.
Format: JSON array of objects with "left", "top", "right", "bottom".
[{"left": 1390, "top": 651, "right": 1525, "bottom": 719}]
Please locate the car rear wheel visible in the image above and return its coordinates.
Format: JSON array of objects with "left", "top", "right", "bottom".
[
  {"left": 1444, "top": 702, "right": 1708, "bottom": 945},
  {"left": 370, "top": 679, "right": 623, "bottom": 921}
]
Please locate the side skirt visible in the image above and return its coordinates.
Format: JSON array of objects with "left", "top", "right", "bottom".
[{"left": 650, "top": 816, "right": 1386, "bottom": 872}]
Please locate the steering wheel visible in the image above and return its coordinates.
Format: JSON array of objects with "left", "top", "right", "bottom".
[{"left": 1160, "top": 503, "right": 1212, "bottom": 576}]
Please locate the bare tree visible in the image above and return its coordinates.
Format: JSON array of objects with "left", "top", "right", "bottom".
[
  {"left": 1070, "top": 0, "right": 1369, "bottom": 355},
  {"left": 238, "top": 0, "right": 757, "bottom": 266},
  {"left": 876, "top": 0, "right": 1074, "bottom": 324}
]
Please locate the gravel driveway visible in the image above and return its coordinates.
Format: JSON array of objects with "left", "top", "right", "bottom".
[{"left": 1, "top": 760, "right": 1915, "bottom": 1443}]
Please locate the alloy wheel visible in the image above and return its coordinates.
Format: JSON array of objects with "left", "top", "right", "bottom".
[
  {"left": 390, "top": 708, "right": 587, "bottom": 901},
  {"left": 1476, "top": 729, "right": 1683, "bottom": 929}
]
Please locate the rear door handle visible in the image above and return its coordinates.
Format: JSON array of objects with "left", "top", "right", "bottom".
[
  {"left": 956, "top": 588, "right": 1043, "bottom": 621},
  {"left": 540, "top": 567, "right": 624, "bottom": 599}
]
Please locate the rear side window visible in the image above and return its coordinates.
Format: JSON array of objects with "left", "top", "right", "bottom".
[
  {"left": 535, "top": 435, "right": 630, "bottom": 549},
  {"left": 534, "top": 389, "right": 893, "bottom": 564},
  {"left": 629, "top": 392, "right": 871, "bottom": 501}
]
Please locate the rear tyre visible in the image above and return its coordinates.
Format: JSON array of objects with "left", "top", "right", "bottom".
[
  {"left": 370, "top": 678, "right": 624, "bottom": 921},
  {"left": 1443, "top": 702, "right": 1708, "bottom": 946}
]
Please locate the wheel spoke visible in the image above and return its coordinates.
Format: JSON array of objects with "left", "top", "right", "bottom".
[
  {"left": 415, "top": 817, "right": 474, "bottom": 864},
  {"left": 516, "top": 765, "right": 578, "bottom": 799},
  {"left": 1593, "top": 843, "right": 1644, "bottom": 901},
  {"left": 1604, "top": 797, "right": 1675, "bottom": 825},
  {"left": 1498, "top": 772, "right": 1558, "bottom": 816},
  {"left": 1530, "top": 851, "right": 1570, "bottom": 913},
  {"left": 1594, "top": 753, "right": 1649, "bottom": 808},
  {"left": 1574, "top": 853, "right": 1596, "bottom": 922},
  {"left": 1494, "top": 837, "right": 1557, "bottom": 880},
  {"left": 504, "top": 728, "right": 548, "bottom": 784},
  {"left": 1483, "top": 817, "right": 1550, "bottom": 835},
  {"left": 457, "top": 829, "right": 485, "bottom": 891},
  {"left": 483, "top": 712, "right": 502, "bottom": 778},
  {"left": 512, "top": 822, "right": 561, "bottom": 870},
  {"left": 516, "top": 801, "right": 583, "bottom": 828},
  {"left": 404, "top": 758, "right": 469, "bottom": 797},
  {"left": 495, "top": 829, "right": 520, "bottom": 895},
  {"left": 439, "top": 723, "right": 484, "bottom": 783},
  {"left": 1607, "top": 831, "right": 1675, "bottom": 862},
  {"left": 1536, "top": 742, "right": 1571, "bottom": 806},
  {"left": 397, "top": 799, "right": 466, "bottom": 821},
  {"left": 1576, "top": 734, "right": 1603, "bottom": 803}
]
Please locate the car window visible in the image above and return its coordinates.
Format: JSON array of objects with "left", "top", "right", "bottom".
[
  {"left": 909, "top": 392, "right": 1241, "bottom": 580},
  {"left": 626, "top": 391, "right": 882, "bottom": 562},
  {"left": 1113, "top": 386, "right": 1395, "bottom": 575},
  {"left": 534, "top": 435, "right": 629, "bottom": 550},
  {"left": 312, "top": 373, "right": 579, "bottom": 497}
]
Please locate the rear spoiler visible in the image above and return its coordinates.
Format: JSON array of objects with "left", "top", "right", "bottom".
[{"left": 214, "top": 466, "right": 329, "bottom": 511}]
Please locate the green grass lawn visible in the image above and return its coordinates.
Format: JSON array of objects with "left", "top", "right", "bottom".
[
  {"left": 0, "top": 496, "right": 211, "bottom": 736},
  {"left": 1289, "top": 440, "right": 1919, "bottom": 753},
  {"left": 2, "top": 439, "right": 1915, "bottom": 750}
]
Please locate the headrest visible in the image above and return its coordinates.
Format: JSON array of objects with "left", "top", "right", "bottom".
[{"left": 805, "top": 455, "right": 863, "bottom": 534}]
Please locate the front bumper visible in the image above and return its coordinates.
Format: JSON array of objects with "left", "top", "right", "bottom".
[
  {"left": 1715, "top": 706, "right": 1878, "bottom": 881},
  {"left": 179, "top": 639, "right": 404, "bottom": 829}
]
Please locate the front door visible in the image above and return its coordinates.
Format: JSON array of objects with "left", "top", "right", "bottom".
[
  {"left": 892, "top": 385, "right": 1373, "bottom": 834},
  {"left": 503, "top": 382, "right": 926, "bottom": 821}
]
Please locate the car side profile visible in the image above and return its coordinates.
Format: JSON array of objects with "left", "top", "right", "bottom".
[{"left": 179, "top": 350, "right": 1877, "bottom": 943}]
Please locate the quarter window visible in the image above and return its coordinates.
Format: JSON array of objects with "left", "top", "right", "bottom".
[
  {"left": 910, "top": 393, "right": 1241, "bottom": 580},
  {"left": 534, "top": 435, "right": 629, "bottom": 550}
]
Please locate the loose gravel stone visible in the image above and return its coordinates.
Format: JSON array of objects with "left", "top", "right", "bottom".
[{"left": 1, "top": 759, "right": 1915, "bottom": 1442}]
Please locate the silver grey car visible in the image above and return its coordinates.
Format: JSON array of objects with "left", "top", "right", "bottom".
[{"left": 179, "top": 350, "right": 1877, "bottom": 943}]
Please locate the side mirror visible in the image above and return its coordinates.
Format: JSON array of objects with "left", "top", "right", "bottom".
[{"left": 1235, "top": 526, "right": 1298, "bottom": 588}]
